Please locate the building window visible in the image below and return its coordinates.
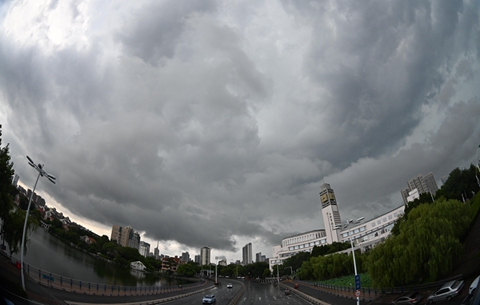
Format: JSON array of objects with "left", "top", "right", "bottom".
[
  {"left": 371, "top": 222, "right": 376, "bottom": 227},
  {"left": 383, "top": 217, "right": 387, "bottom": 222},
  {"left": 388, "top": 215, "right": 392, "bottom": 220},
  {"left": 360, "top": 227, "right": 365, "bottom": 232},
  {"left": 377, "top": 220, "right": 381, "bottom": 225}
]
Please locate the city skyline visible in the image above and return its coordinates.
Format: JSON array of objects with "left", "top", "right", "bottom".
[{"left": 2, "top": 1, "right": 480, "bottom": 263}]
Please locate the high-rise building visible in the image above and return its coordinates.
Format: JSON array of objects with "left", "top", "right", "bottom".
[
  {"left": 181, "top": 252, "right": 190, "bottom": 263},
  {"left": 320, "top": 183, "right": 342, "bottom": 244},
  {"left": 11, "top": 174, "right": 19, "bottom": 186},
  {"left": 200, "top": 247, "right": 211, "bottom": 266},
  {"left": 139, "top": 241, "right": 150, "bottom": 257},
  {"left": 242, "top": 243, "right": 252, "bottom": 265},
  {"left": 401, "top": 172, "right": 439, "bottom": 204},
  {"left": 154, "top": 242, "right": 160, "bottom": 260},
  {"left": 255, "top": 252, "right": 266, "bottom": 263},
  {"left": 195, "top": 255, "right": 200, "bottom": 264},
  {"left": 110, "top": 225, "right": 140, "bottom": 250}
]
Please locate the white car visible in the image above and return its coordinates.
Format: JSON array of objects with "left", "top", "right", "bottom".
[
  {"left": 470, "top": 275, "right": 480, "bottom": 295},
  {"left": 227, "top": 283, "right": 233, "bottom": 288}
]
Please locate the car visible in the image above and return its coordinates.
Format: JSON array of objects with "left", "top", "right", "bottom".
[
  {"left": 470, "top": 275, "right": 480, "bottom": 295},
  {"left": 391, "top": 292, "right": 423, "bottom": 305},
  {"left": 202, "top": 294, "right": 216, "bottom": 304},
  {"left": 227, "top": 283, "right": 233, "bottom": 288},
  {"left": 427, "top": 280, "right": 464, "bottom": 303},
  {"left": 285, "top": 288, "right": 291, "bottom": 295}
]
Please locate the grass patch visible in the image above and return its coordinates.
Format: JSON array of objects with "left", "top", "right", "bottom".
[{"left": 315, "top": 273, "right": 373, "bottom": 288}]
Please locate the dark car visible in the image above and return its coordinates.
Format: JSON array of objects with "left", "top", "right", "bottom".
[
  {"left": 202, "top": 294, "right": 216, "bottom": 304},
  {"left": 285, "top": 288, "right": 291, "bottom": 295},
  {"left": 392, "top": 292, "right": 423, "bottom": 305}
]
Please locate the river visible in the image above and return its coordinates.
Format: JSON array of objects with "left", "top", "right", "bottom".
[{"left": 16, "top": 226, "right": 181, "bottom": 287}]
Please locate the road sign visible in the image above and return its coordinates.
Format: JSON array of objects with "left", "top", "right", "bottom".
[
  {"left": 355, "top": 290, "right": 361, "bottom": 297},
  {"left": 355, "top": 274, "right": 361, "bottom": 290}
]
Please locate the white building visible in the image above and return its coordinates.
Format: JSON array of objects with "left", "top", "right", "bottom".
[
  {"left": 200, "top": 246, "right": 211, "bottom": 266},
  {"left": 269, "top": 183, "right": 405, "bottom": 271},
  {"left": 139, "top": 241, "right": 150, "bottom": 257},
  {"left": 130, "top": 261, "right": 146, "bottom": 271}
]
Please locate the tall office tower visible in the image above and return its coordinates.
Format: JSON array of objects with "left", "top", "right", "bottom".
[
  {"left": 256, "top": 252, "right": 266, "bottom": 263},
  {"left": 139, "top": 241, "right": 150, "bottom": 257},
  {"left": 401, "top": 172, "right": 439, "bottom": 204},
  {"left": 423, "top": 172, "right": 439, "bottom": 195},
  {"left": 111, "top": 225, "right": 140, "bottom": 249},
  {"left": 12, "top": 174, "right": 19, "bottom": 186},
  {"left": 111, "top": 225, "right": 122, "bottom": 244},
  {"left": 242, "top": 243, "right": 253, "bottom": 265},
  {"left": 181, "top": 252, "right": 190, "bottom": 263},
  {"left": 128, "top": 231, "right": 141, "bottom": 250},
  {"left": 200, "top": 247, "right": 211, "bottom": 266},
  {"left": 195, "top": 255, "right": 201, "bottom": 264},
  {"left": 154, "top": 243, "right": 160, "bottom": 260},
  {"left": 36, "top": 196, "right": 46, "bottom": 207},
  {"left": 320, "top": 183, "right": 342, "bottom": 244}
]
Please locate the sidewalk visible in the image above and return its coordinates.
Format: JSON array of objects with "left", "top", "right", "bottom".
[{"left": 0, "top": 250, "right": 67, "bottom": 304}]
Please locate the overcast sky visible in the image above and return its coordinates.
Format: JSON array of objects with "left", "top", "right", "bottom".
[{"left": 1, "top": 0, "right": 480, "bottom": 263}]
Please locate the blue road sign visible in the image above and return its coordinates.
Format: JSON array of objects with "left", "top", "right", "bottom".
[{"left": 355, "top": 274, "right": 361, "bottom": 290}]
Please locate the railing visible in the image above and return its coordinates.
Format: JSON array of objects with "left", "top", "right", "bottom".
[
  {"left": 295, "top": 274, "right": 464, "bottom": 302},
  {"left": 23, "top": 263, "right": 205, "bottom": 297}
]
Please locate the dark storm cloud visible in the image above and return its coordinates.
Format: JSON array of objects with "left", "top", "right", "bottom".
[{"left": 1, "top": 0, "right": 479, "bottom": 258}]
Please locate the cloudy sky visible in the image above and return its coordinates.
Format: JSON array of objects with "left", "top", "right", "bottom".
[{"left": 1, "top": 0, "right": 480, "bottom": 263}]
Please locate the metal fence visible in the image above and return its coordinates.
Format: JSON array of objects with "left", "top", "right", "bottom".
[
  {"left": 298, "top": 274, "right": 463, "bottom": 302},
  {"left": 23, "top": 263, "right": 205, "bottom": 297}
]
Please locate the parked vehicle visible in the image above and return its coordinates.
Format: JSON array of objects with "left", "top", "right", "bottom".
[
  {"left": 427, "top": 280, "right": 464, "bottom": 303},
  {"left": 391, "top": 292, "right": 423, "bottom": 305},
  {"left": 470, "top": 275, "right": 480, "bottom": 295},
  {"left": 202, "top": 294, "right": 216, "bottom": 304}
]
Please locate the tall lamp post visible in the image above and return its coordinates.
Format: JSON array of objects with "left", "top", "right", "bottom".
[
  {"left": 21, "top": 156, "right": 56, "bottom": 291},
  {"left": 336, "top": 216, "right": 364, "bottom": 305}
]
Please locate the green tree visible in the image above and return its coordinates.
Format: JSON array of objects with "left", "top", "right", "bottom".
[
  {"left": 2, "top": 209, "right": 38, "bottom": 256},
  {"left": 177, "top": 262, "right": 198, "bottom": 277},
  {"left": 366, "top": 198, "right": 470, "bottom": 287},
  {"left": 0, "top": 125, "right": 15, "bottom": 246}
]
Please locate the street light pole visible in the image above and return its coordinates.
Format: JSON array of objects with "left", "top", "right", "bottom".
[
  {"left": 21, "top": 156, "right": 56, "bottom": 291},
  {"left": 350, "top": 236, "right": 360, "bottom": 305},
  {"left": 336, "top": 216, "right": 364, "bottom": 305},
  {"left": 276, "top": 263, "right": 280, "bottom": 294}
]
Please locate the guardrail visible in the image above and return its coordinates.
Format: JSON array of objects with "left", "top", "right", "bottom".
[
  {"left": 292, "top": 274, "right": 464, "bottom": 302},
  {"left": 23, "top": 262, "right": 205, "bottom": 297}
]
